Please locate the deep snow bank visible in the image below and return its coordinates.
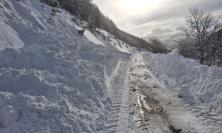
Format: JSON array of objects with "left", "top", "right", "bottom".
[
  {"left": 0, "top": 20, "right": 24, "bottom": 51},
  {"left": 143, "top": 50, "right": 222, "bottom": 119},
  {"left": 0, "top": 0, "right": 132, "bottom": 132}
]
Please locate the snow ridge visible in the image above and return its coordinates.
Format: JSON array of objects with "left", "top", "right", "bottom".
[
  {"left": 0, "top": 0, "right": 132, "bottom": 132},
  {"left": 142, "top": 50, "right": 222, "bottom": 130}
]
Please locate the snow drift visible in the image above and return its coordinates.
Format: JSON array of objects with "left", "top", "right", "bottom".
[
  {"left": 0, "top": 0, "right": 131, "bottom": 132},
  {"left": 143, "top": 50, "right": 222, "bottom": 122}
]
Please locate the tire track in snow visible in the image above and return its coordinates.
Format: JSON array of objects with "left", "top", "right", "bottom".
[
  {"left": 102, "top": 57, "right": 131, "bottom": 133},
  {"left": 128, "top": 54, "right": 172, "bottom": 133}
]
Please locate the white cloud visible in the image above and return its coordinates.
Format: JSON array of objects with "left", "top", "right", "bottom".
[{"left": 93, "top": 0, "right": 222, "bottom": 38}]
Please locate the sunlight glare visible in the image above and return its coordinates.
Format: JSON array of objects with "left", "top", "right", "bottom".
[{"left": 118, "top": 0, "right": 163, "bottom": 15}]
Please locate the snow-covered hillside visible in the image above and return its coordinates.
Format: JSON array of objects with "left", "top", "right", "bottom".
[{"left": 0, "top": 0, "right": 132, "bottom": 132}]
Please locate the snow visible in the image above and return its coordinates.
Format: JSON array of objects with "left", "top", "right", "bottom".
[
  {"left": 0, "top": 105, "right": 18, "bottom": 127},
  {"left": 95, "top": 29, "right": 136, "bottom": 53},
  {"left": 84, "top": 30, "right": 105, "bottom": 46},
  {"left": 68, "top": 21, "right": 106, "bottom": 46},
  {"left": 0, "top": 0, "right": 221, "bottom": 132},
  {"left": 0, "top": 0, "right": 4, "bottom": 7},
  {"left": 0, "top": 20, "right": 24, "bottom": 51},
  {"left": 104, "top": 58, "right": 121, "bottom": 89},
  {"left": 71, "top": 21, "right": 105, "bottom": 46},
  {"left": 102, "top": 57, "right": 131, "bottom": 133},
  {"left": 142, "top": 49, "right": 222, "bottom": 130},
  {"left": 0, "top": 0, "right": 139, "bottom": 132},
  {"left": 0, "top": 0, "right": 130, "bottom": 132},
  {"left": 116, "top": 57, "right": 131, "bottom": 132}
]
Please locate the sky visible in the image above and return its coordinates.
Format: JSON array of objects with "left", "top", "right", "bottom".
[{"left": 93, "top": 0, "right": 222, "bottom": 41}]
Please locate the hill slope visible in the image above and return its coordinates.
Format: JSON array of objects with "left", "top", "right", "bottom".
[
  {"left": 0, "top": 0, "right": 132, "bottom": 132},
  {"left": 43, "top": 0, "right": 163, "bottom": 52}
]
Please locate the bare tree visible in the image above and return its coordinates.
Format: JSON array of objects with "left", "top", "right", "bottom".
[
  {"left": 149, "top": 37, "right": 168, "bottom": 53},
  {"left": 177, "top": 38, "right": 196, "bottom": 58},
  {"left": 183, "top": 7, "right": 221, "bottom": 64}
]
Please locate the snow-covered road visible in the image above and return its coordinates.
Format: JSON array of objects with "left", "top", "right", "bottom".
[
  {"left": 1, "top": 0, "right": 221, "bottom": 132},
  {"left": 101, "top": 56, "right": 131, "bottom": 133},
  {"left": 102, "top": 52, "right": 219, "bottom": 133},
  {"left": 131, "top": 53, "right": 210, "bottom": 133}
]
